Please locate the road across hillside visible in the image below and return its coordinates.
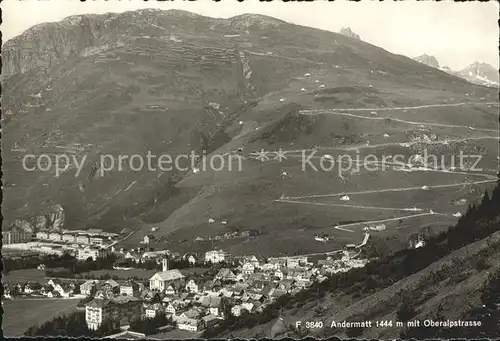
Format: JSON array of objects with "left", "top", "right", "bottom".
[
  {"left": 331, "top": 212, "right": 438, "bottom": 232},
  {"left": 105, "top": 231, "right": 134, "bottom": 249},
  {"left": 274, "top": 136, "right": 500, "bottom": 153},
  {"left": 285, "top": 179, "right": 496, "bottom": 200},
  {"left": 300, "top": 101, "right": 499, "bottom": 112},
  {"left": 275, "top": 199, "right": 427, "bottom": 212},
  {"left": 301, "top": 110, "right": 499, "bottom": 133},
  {"left": 268, "top": 98, "right": 498, "bottom": 235}
]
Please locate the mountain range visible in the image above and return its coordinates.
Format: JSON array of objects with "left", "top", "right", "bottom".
[
  {"left": 413, "top": 54, "right": 499, "bottom": 87},
  {"left": 2, "top": 9, "right": 498, "bottom": 257}
]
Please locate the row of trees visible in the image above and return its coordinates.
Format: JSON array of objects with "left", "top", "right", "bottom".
[
  {"left": 24, "top": 311, "right": 119, "bottom": 337},
  {"left": 115, "top": 257, "right": 198, "bottom": 270},
  {"left": 3, "top": 253, "right": 75, "bottom": 273},
  {"left": 129, "top": 312, "right": 175, "bottom": 335},
  {"left": 24, "top": 308, "right": 177, "bottom": 337},
  {"left": 115, "top": 257, "right": 240, "bottom": 270},
  {"left": 45, "top": 254, "right": 117, "bottom": 278}
]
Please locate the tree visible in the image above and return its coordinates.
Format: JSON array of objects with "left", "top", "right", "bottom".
[
  {"left": 95, "top": 318, "right": 117, "bottom": 337},
  {"left": 396, "top": 299, "right": 417, "bottom": 323},
  {"left": 24, "top": 311, "right": 92, "bottom": 337}
]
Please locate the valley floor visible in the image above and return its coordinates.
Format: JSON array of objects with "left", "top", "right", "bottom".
[{"left": 2, "top": 298, "right": 78, "bottom": 337}]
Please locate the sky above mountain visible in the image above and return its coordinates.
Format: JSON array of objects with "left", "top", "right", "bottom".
[{"left": 2, "top": 0, "right": 498, "bottom": 71}]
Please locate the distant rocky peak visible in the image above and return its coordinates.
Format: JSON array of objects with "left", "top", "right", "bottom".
[
  {"left": 413, "top": 54, "right": 440, "bottom": 69},
  {"left": 459, "top": 62, "right": 499, "bottom": 86},
  {"left": 230, "top": 13, "right": 287, "bottom": 28},
  {"left": 339, "top": 27, "right": 360, "bottom": 40},
  {"left": 465, "top": 61, "right": 495, "bottom": 74}
]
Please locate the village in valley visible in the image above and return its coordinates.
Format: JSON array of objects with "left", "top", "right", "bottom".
[
  {"left": 2, "top": 225, "right": 375, "bottom": 338},
  {"left": 3, "top": 1, "right": 497, "bottom": 339}
]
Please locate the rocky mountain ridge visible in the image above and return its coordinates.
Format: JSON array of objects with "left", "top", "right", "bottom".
[
  {"left": 339, "top": 27, "right": 360, "bottom": 40},
  {"left": 413, "top": 54, "right": 498, "bottom": 87},
  {"left": 457, "top": 61, "right": 499, "bottom": 87},
  {"left": 9, "top": 204, "right": 65, "bottom": 233},
  {"left": 2, "top": 11, "right": 283, "bottom": 79},
  {"left": 413, "top": 54, "right": 440, "bottom": 69}
]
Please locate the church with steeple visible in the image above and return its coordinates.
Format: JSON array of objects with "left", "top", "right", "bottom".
[{"left": 149, "top": 258, "right": 185, "bottom": 292}]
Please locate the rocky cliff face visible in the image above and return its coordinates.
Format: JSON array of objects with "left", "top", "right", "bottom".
[
  {"left": 413, "top": 57, "right": 498, "bottom": 88},
  {"left": 2, "top": 14, "right": 110, "bottom": 79},
  {"left": 10, "top": 204, "right": 65, "bottom": 232},
  {"left": 339, "top": 27, "right": 360, "bottom": 40},
  {"left": 2, "top": 10, "right": 290, "bottom": 80},
  {"left": 413, "top": 54, "right": 440, "bottom": 69}
]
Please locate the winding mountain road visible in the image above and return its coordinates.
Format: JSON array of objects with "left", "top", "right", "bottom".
[
  {"left": 301, "top": 110, "right": 499, "bottom": 133},
  {"left": 300, "top": 101, "right": 499, "bottom": 112},
  {"left": 285, "top": 179, "right": 496, "bottom": 200},
  {"left": 275, "top": 199, "right": 427, "bottom": 212}
]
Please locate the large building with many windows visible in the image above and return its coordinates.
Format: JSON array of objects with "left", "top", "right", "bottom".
[
  {"left": 48, "top": 232, "right": 62, "bottom": 241},
  {"left": 90, "top": 236, "right": 105, "bottom": 246},
  {"left": 76, "top": 235, "right": 90, "bottom": 245},
  {"left": 2, "top": 230, "right": 33, "bottom": 244},
  {"left": 62, "top": 233, "right": 76, "bottom": 243},
  {"left": 204, "top": 250, "right": 230, "bottom": 264},
  {"left": 85, "top": 297, "right": 142, "bottom": 330},
  {"left": 77, "top": 247, "right": 108, "bottom": 261}
]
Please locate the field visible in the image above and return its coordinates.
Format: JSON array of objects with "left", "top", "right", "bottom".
[
  {"left": 2, "top": 298, "right": 78, "bottom": 337},
  {"left": 3, "top": 269, "right": 47, "bottom": 284}
]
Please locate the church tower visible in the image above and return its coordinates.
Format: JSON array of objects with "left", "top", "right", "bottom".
[{"left": 162, "top": 258, "right": 169, "bottom": 272}]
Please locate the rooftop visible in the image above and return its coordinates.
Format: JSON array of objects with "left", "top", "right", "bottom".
[
  {"left": 112, "top": 296, "right": 141, "bottom": 304},
  {"left": 149, "top": 269, "right": 185, "bottom": 281},
  {"left": 106, "top": 331, "right": 146, "bottom": 339}
]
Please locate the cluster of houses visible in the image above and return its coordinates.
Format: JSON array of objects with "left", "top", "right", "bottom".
[
  {"left": 119, "top": 249, "right": 195, "bottom": 265},
  {"left": 193, "top": 230, "right": 253, "bottom": 242},
  {"left": 81, "top": 260, "right": 228, "bottom": 333},
  {"left": 3, "top": 278, "right": 80, "bottom": 299},
  {"left": 83, "top": 250, "right": 368, "bottom": 334},
  {"left": 3, "top": 247, "right": 370, "bottom": 336}
]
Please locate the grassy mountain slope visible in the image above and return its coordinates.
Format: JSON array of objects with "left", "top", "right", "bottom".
[{"left": 2, "top": 9, "right": 498, "bottom": 256}]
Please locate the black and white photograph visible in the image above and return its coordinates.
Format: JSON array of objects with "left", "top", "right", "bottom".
[{"left": 1, "top": 0, "right": 499, "bottom": 339}]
